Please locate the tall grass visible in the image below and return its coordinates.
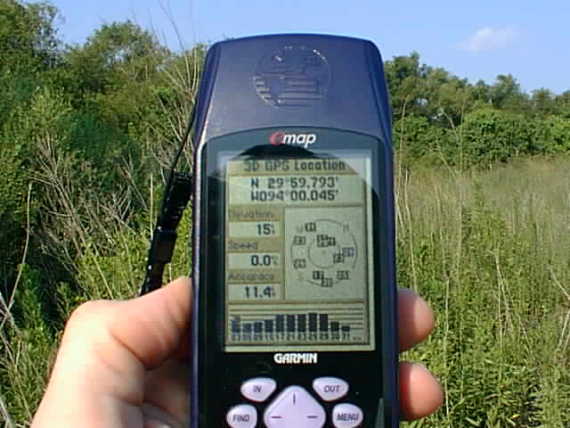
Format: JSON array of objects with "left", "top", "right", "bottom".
[
  {"left": 398, "top": 157, "right": 570, "bottom": 427},
  {"left": 1, "top": 142, "right": 569, "bottom": 426},
  {"left": 0, "top": 49, "right": 199, "bottom": 427}
]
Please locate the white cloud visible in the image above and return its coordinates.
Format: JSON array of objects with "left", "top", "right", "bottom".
[{"left": 459, "top": 27, "right": 518, "bottom": 53}]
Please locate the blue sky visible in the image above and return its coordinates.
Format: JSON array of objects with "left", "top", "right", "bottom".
[{"left": 49, "top": 0, "right": 570, "bottom": 94}]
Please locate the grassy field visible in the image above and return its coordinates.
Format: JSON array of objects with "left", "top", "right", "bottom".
[
  {"left": 397, "top": 157, "right": 570, "bottom": 427},
  {"left": 1, "top": 156, "right": 569, "bottom": 427}
]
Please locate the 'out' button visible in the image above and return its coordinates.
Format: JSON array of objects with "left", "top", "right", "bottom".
[{"left": 312, "top": 377, "right": 349, "bottom": 401}]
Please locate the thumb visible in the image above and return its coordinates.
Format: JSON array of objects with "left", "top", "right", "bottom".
[{"left": 32, "top": 277, "right": 192, "bottom": 427}]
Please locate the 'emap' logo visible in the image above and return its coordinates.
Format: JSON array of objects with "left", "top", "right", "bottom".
[
  {"left": 273, "top": 353, "right": 318, "bottom": 364},
  {"left": 269, "top": 131, "right": 317, "bottom": 149}
]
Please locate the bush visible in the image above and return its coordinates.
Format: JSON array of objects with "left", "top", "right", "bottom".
[{"left": 458, "top": 108, "right": 539, "bottom": 165}]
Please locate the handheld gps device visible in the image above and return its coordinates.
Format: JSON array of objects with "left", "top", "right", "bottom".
[{"left": 191, "top": 34, "right": 398, "bottom": 428}]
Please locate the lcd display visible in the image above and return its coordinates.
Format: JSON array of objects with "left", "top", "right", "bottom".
[{"left": 224, "top": 152, "right": 375, "bottom": 352}]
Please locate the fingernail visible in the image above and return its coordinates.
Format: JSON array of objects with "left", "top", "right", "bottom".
[
  {"left": 413, "top": 362, "right": 429, "bottom": 373},
  {"left": 144, "top": 419, "right": 173, "bottom": 428}
]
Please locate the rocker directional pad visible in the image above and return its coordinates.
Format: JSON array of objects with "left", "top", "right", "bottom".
[{"left": 263, "top": 386, "right": 326, "bottom": 428}]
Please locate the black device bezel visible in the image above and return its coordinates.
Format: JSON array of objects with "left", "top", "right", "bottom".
[{"left": 193, "top": 127, "right": 398, "bottom": 427}]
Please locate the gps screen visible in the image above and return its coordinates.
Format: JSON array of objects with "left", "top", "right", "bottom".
[{"left": 223, "top": 152, "right": 375, "bottom": 352}]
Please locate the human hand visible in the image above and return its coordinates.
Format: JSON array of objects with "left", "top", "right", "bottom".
[{"left": 32, "top": 277, "right": 442, "bottom": 427}]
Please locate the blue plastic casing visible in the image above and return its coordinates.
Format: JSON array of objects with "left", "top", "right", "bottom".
[
  {"left": 191, "top": 34, "right": 398, "bottom": 427},
  {"left": 193, "top": 34, "right": 392, "bottom": 146}
]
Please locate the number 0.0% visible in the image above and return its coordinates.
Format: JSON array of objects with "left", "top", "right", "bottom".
[{"left": 250, "top": 254, "right": 279, "bottom": 267}]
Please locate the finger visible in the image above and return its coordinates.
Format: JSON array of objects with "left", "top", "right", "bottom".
[
  {"left": 144, "top": 359, "right": 191, "bottom": 424},
  {"left": 32, "top": 277, "right": 192, "bottom": 427},
  {"left": 399, "top": 362, "right": 443, "bottom": 420},
  {"left": 107, "top": 276, "right": 192, "bottom": 368},
  {"left": 398, "top": 288, "right": 435, "bottom": 352}
]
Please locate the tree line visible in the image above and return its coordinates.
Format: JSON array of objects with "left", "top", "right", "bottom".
[
  {"left": 385, "top": 52, "right": 570, "bottom": 167},
  {"left": 1, "top": 1, "right": 569, "bottom": 423},
  {"left": 1, "top": 0, "right": 201, "bottom": 295},
  {"left": 1, "top": 0, "right": 570, "bottom": 310}
]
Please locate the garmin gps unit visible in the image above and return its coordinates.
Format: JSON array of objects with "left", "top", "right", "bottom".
[{"left": 191, "top": 34, "right": 398, "bottom": 427}]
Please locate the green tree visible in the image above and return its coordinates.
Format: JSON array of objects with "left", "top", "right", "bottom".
[
  {"left": 0, "top": 0, "right": 60, "bottom": 73},
  {"left": 0, "top": 0, "right": 64, "bottom": 285},
  {"left": 384, "top": 52, "right": 425, "bottom": 119},
  {"left": 0, "top": 0, "right": 61, "bottom": 124},
  {"left": 393, "top": 115, "right": 451, "bottom": 166},
  {"left": 385, "top": 53, "right": 473, "bottom": 126},
  {"left": 423, "top": 67, "right": 473, "bottom": 126},
  {"left": 535, "top": 115, "right": 570, "bottom": 153},
  {"left": 459, "top": 108, "right": 538, "bottom": 165},
  {"left": 62, "top": 22, "right": 169, "bottom": 122},
  {"left": 471, "top": 79, "right": 493, "bottom": 105},
  {"left": 488, "top": 74, "right": 528, "bottom": 112},
  {"left": 553, "top": 90, "right": 570, "bottom": 118},
  {"left": 530, "top": 88, "right": 556, "bottom": 117}
]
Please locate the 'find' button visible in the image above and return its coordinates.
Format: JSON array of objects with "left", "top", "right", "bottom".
[{"left": 226, "top": 404, "right": 257, "bottom": 428}]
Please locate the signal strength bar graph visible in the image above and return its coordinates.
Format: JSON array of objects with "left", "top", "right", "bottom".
[{"left": 227, "top": 304, "right": 368, "bottom": 345}]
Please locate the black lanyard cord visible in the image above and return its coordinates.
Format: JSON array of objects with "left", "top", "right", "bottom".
[{"left": 139, "top": 104, "right": 196, "bottom": 295}]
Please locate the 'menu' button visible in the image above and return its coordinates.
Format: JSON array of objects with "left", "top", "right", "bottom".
[{"left": 332, "top": 403, "right": 364, "bottom": 428}]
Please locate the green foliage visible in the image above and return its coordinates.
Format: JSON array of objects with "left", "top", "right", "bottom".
[
  {"left": 0, "top": 86, "right": 71, "bottom": 285},
  {"left": 385, "top": 52, "right": 570, "bottom": 169},
  {"left": 553, "top": 91, "right": 570, "bottom": 118},
  {"left": 1, "top": 2, "right": 569, "bottom": 426},
  {"left": 61, "top": 21, "right": 172, "bottom": 137},
  {"left": 487, "top": 74, "right": 529, "bottom": 112},
  {"left": 530, "top": 88, "right": 556, "bottom": 116},
  {"left": 63, "top": 21, "right": 167, "bottom": 93},
  {"left": 535, "top": 115, "right": 570, "bottom": 153},
  {"left": 393, "top": 115, "right": 450, "bottom": 166},
  {"left": 392, "top": 105, "right": 570, "bottom": 168},
  {"left": 459, "top": 108, "right": 539, "bottom": 165},
  {"left": 385, "top": 53, "right": 473, "bottom": 126},
  {"left": 398, "top": 159, "right": 570, "bottom": 427},
  {"left": 0, "top": 0, "right": 60, "bottom": 73},
  {"left": 1, "top": 265, "right": 56, "bottom": 424}
]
